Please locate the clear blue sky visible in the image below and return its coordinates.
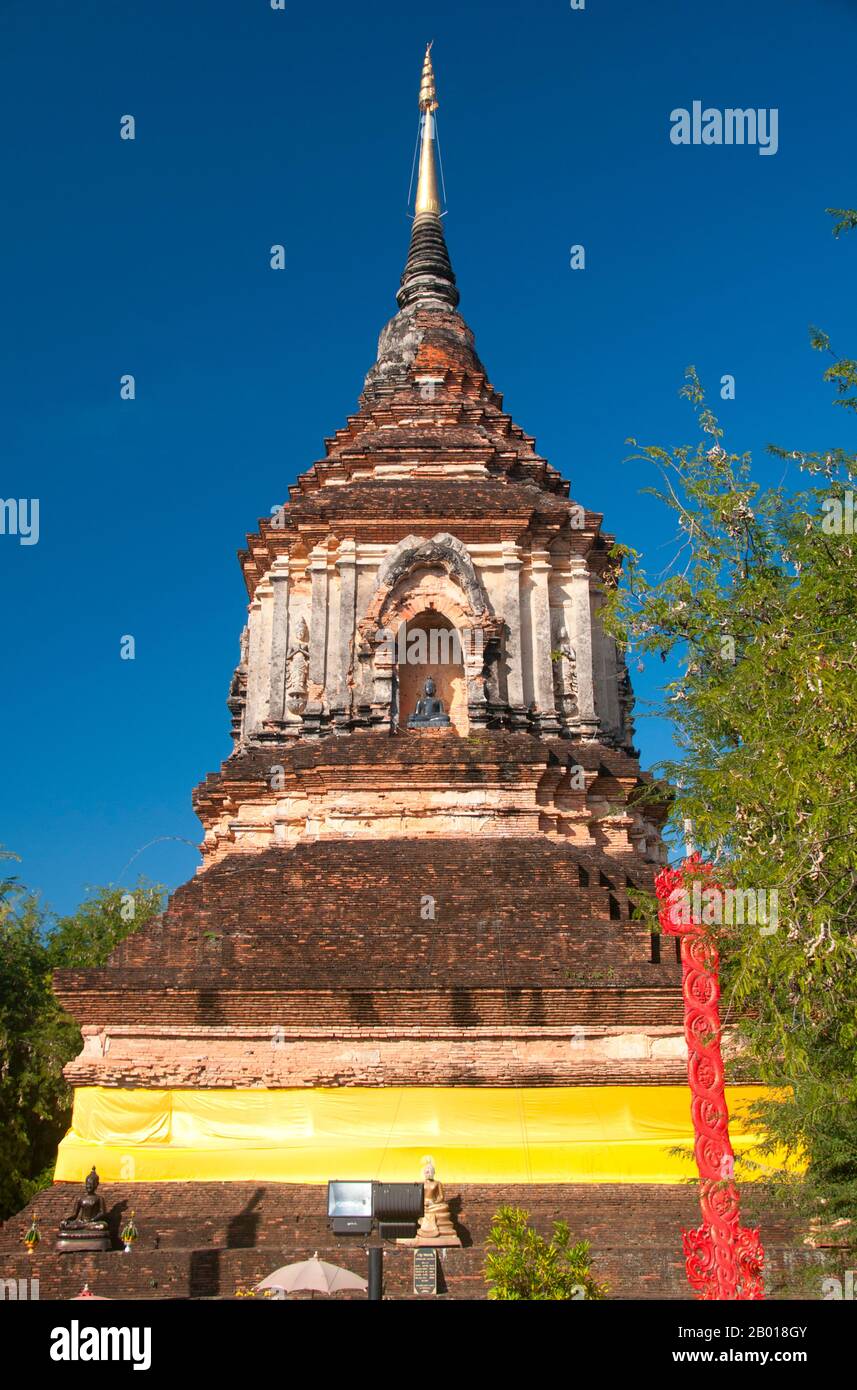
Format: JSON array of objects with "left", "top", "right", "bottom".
[{"left": 2, "top": 0, "right": 855, "bottom": 916}]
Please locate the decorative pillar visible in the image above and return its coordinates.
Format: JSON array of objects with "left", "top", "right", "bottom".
[
  {"left": 258, "top": 578, "right": 274, "bottom": 727},
  {"left": 463, "top": 622, "right": 492, "bottom": 731},
  {"left": 502, "top": 541, "right": 526, "bottom": 727},
  {"left": 370, "top": 632, "right": 395, "bottom": 732},
  {"left": 656, "top": 854, "right": 766, "bottom": 1301},
  {"left": 267, "top": 557, "right": 290, "bottom": 725},
  {"left": 592, "top": 585, "right": 620, "bottom": 738},
  {"left": 353, "top": 555, "right": 377, "bottom": 727},
  {"left": 333, "top": 539, "right": 357, "bottom": 731},
  {"left": 244, "top": 596, "right": 265, "bottom": 735},
  {"left": 530, "top": 547, "right": 561, "bottom": 735},
  {"left": 302, "top": 543, "right": 329, "bottom": 736},
  {"left": 569, "top": 557, "right": 599, "bottom": 738}
]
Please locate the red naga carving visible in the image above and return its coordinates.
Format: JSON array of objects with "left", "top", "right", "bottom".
[{"left": 655, "top": 853, "right": 765, "bottom": 1300}]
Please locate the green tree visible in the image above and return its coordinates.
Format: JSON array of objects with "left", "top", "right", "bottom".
[
  {"left": 47, "top": 882, "right": 164, "bottom": 969},
  {"left": 0, "top": 859, "right": 163, "bottom": 1220},
  {"left": 0, "top": 854, "right": 71, "bottom": 1216},
  {"left": 484, "top": 1205, "right": 608, "bottom": 1300},
  {"left": 604, "top": 210, "right": 857, "bottom": 1233}
]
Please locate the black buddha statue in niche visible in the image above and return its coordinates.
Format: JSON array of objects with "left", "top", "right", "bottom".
[{"left": 408, "top": 674, "right": 451, "bottom": 729}]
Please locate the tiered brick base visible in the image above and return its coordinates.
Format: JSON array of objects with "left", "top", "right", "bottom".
[{"left": 1, "top": 1183, "right": 825, "bottom": 1301}]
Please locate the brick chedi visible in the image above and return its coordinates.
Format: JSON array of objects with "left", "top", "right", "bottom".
[{"left": 10, "top": 46, "right": 793, "bottom": 1298}]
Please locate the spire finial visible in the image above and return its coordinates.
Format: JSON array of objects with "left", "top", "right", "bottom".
[
  {"left": 397, "top": 44, "right": 459, "bottom": 311},
  {"left": 419, "top": 41, "right": 438, "bottom": 113},
  {"left": 414, "top": 42, "right": 442, "bottom": 216}
]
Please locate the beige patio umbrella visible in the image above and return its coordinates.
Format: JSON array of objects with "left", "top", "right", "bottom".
[{"left": 256, "top": 1252, "right": 368, "bottom": 1297}]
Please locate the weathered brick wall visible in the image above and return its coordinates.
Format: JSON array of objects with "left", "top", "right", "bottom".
[
  {"left": 0, "top": 1183, "right": 831, "bottom": 1302},
  {"left": 94, "top": 838, "right": 676, "bottom": 985},
  {"left": 65, "top": 1023, "right": 687, "bottom": 1088},
  {"left": 192, "top": 733, "right": 658, "bottom": 862},
  {"left": 54, "top": 986, "right": 683, "bottom": 1031},
  {"left": 54, "top": 834, "right": 682, "bottom": 1067}
]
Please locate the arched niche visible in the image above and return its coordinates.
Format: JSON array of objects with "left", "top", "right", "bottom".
[
  {"left": 357, "top": 533, "right": 503, "bottom": 733},
  {"left": 395, "top": 611, "right": 468, "bottom": 735},
  {"left": 372, "top": 532, "right": 488, "bottom": 621}
]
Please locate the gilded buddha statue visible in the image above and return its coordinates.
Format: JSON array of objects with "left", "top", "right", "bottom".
[{"left": 398, "top": 1157, "right": 462, "bottom": 1247}]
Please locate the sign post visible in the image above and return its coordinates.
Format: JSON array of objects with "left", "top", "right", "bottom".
[{"left": 413, "top": 1248, "right": 438, "bottom": 1295}]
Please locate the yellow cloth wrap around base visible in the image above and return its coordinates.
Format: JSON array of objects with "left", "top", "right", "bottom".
[{"left": 54, "top": 1085, "right": 787, "bottom": 1185}]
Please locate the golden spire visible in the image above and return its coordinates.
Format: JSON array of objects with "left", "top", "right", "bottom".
[
  {"left": 396, "top": 41, "right": 459, "bottom": 311},
  {"left": 414, "top": 42, "right": 442, "bottom": 216}
]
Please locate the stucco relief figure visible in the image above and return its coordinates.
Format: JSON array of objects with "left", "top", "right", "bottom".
[
  {"left": 286, "top": 618, "right": 310, "bottom": 715},
  {"left": 551, "top": 616, "right": 578, "bottom": 718},
  {"left": 227, "top": 624, "right": 249, "bottom": 743},
  {"left": 481, "top": 635, "right": 502, "bottom": 706},
  {"left": 617, "top": 657, "right": 636, "bottom": 746}
]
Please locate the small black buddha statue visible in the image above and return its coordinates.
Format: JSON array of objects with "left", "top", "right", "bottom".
[
  {"left": 56, "top": 1166, "right": 111, "bottom": 1252},
  {"left": 408, "top": 674, "right": 451, "bottom": 729}
]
